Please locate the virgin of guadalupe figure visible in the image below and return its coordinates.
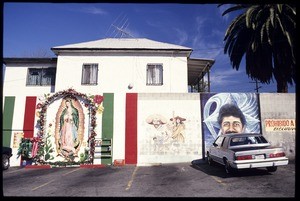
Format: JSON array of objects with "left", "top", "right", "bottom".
[{"left": 58, "top": 99, "right": 80, "bottom": 157}]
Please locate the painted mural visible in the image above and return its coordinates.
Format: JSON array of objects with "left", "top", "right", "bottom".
[
  {"left": 138, "top": 93, "right": 202, "bottom": 164},
  {"left": 55, "top": 97, "right": 84, "bottom": 159},
  {"left": 200, "top": 93, "right": 261, "bottom": 154},
  {"left": 145, "top": 113, "right": 187, "bottom": 154},
  {"left": 17, "top": 88, "right": 104, "bottom": 166},
  {"left": 4, "top": 92, "right": 295, "bottom": 167}
]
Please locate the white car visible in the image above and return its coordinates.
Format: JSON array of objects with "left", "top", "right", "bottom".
[{"left": 207, "top": 133, "right": 289, "bottom": 174}]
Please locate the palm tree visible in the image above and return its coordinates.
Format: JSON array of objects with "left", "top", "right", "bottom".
[{"left": 219, "top": 4, "right": 296, "bottom": 92}]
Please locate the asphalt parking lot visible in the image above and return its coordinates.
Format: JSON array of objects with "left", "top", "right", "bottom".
[{"left": 2, "top": 160, "right": 295, "bottom": 197}]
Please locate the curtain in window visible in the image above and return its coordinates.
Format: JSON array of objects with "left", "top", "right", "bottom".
[
  {"left": 27, "top": 70, "right": 41, "bottom": 85},
  {"left": 147, "top": 65, "right": 153, "bottom": 85},
  {"left": 41, "top": 70, "right": 53, "bottom": 85},
  {"left": 27, "top": 68, "right": 56, "bottom": 86},
  {"left": 89, "top": 64, "right": 98, "bottom": 84},
  {"left": 147, "top": 64, "right": 163, "bottom": 85},
  {"left": 82, "top": 64, "right": 98, "bottom": 84}
]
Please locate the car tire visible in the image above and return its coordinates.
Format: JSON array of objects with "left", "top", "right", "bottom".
[
  {"left": 207, "top": 153, "right": 213, "bottom": 166},
  {"left": 2, "top": 154, "right": 10, "bottom": 170},
  {"left": 266, "top": 166, "right": 277, "bottom": 172},
  {"left": 224, "top": 159, "right": 236, "bottom": 174}
]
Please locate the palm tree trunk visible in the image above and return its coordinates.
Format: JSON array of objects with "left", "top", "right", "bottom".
[
  {"left": 276, "top": 82, "right": 288, "bottom": 93},
  {"left": 273, "top": 56, "right": 289, "bottom": 93}
]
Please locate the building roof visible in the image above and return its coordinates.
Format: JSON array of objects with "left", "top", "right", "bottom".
[
  {"left": 3, "top": 58, "right": 57, "bottom": 65},
  {"left": 187, "top": 58, "right": 215, "bottom": 86},
  {"left": 51, "top": 38, "right": 192, "bottom": 55}
]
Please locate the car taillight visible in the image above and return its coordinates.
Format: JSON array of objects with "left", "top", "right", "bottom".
[
  {"left": 269, "top": 152, "right": 285, "bottom": 158},
  {"left": 236, "top": 155, "right": 253, "bottom": 160}
]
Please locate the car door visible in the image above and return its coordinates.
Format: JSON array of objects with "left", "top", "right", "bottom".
[{"left": 210, "top": 136, "right": 225, "bottom": 164}]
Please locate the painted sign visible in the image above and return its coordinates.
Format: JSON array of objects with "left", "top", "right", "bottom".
[
  {"left": 265, "top": 119, "right": 296, "bottom": 132},
  {"left": 13, "top": 132, "right": 24, "bottom": 148}
]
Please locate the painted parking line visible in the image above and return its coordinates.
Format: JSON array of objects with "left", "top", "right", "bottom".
[
  {"left": 211, "top": 176, "right": 226, "bottom": 186},
  {"left": 32, "top": 179, "right": 55, "bottom": 191},
  {"left": 62, "top": 168, "right": 81, "bottom": 176},
  {"left": 31, "top": 168, "right": 81, "bottom": 191},
  {"left": 4, "top": 169, "right": 24, "bottom": 174},
  {"left": 126, "top": 166, "right": 139, "bottom": 191}
]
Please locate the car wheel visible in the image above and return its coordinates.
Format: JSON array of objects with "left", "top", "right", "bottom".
[
  {"left": 2, "top": 154, "right": 10, "bottom": 170},
  {"left": 207, "top": 153, "right": 213, "bottom": 166},
  {"left": 224, "top": 159, "right": 236, "bottom": 174},
  {"left": 266, "top": 166, "right": 277, "bottom": 172}
]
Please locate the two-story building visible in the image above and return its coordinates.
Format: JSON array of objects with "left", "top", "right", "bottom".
[{"left": 3, "top": 38, "right": 215, "bottom": 167}]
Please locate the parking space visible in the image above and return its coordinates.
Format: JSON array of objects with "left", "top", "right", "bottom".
[{"left": 3, "top": 161, "right": 295, "bottom": 197}]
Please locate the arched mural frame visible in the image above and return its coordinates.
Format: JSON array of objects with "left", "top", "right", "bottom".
[{"left": 34, "top": 88, "right": 104, "bottom": 166}]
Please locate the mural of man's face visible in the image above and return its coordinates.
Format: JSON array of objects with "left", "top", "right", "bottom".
[
  {"left": 152, "top": 118, "right": 163, "bottom": 128},
  {"left": 221, "top": 116, "right": 245, "bottom": 134}
]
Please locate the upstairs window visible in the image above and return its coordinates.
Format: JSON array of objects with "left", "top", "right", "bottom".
[
  {"left": 146, "top": 64, "right": 163, "bottom": 85},
  {"left": 82, "top": 63, "right": 98, "bottom": 85},
  {"left": 26, "top": 68, "right": 56, "bottom": 86}
]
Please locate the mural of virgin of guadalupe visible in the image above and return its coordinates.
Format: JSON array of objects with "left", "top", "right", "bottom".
[{"left": 55, "top": 97, "right": 85, "bottom": 159}]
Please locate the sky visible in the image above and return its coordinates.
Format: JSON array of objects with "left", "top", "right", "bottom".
[{"left": 3, "top": 2, "right": 296, "bottom": 93}]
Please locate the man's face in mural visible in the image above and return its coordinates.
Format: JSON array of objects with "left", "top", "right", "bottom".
[
  {"left": 221, "top": 116, "right": 245, "bottom": 134},
  {"left": 217, "top": 103, "right": 246, "bottom": 135},
  {"left": 152, "top": 118, "right": 163, "bottom": 128}
]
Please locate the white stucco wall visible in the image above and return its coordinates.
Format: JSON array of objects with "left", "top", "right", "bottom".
[
  {"left": 111, "top": 92, "right": 126, "bottom": 162},
  {"left": 3, "top": 62, "right": 55, "bottom": 97},
  {"left": 54, "top": 52, "right": 188, "bottom": 94},
  {"left": 259, "top": 93, "right": 296, "bottom": 161},
  {"left": 137, "top": 93, "right": 202, "bottom": 166},
  {"left": 8, "top": 95, "right": 27, "bottom": 167},
  {"left": 3, "top": 90, "right": 296, "bottom": 167},
  {"left": 4, "top": 53, "right": 295, "bottom": 167}
]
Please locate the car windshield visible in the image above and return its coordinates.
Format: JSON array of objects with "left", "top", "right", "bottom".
[{"left": 229, "top": 136, "right": 268, "bottom": 146}]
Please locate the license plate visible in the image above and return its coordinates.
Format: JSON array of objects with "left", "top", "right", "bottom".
[{"left": 255, "top": 154, "right": 265, "bottom": 159}]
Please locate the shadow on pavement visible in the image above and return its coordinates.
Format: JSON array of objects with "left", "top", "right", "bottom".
[{"left": 190, "top": 158, "right": 272, "bottom": 178}]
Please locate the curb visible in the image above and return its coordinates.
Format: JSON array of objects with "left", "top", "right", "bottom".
[
  {"left": 80, "top": 164, "right": 106, "bottom": 168},
  {"left": 22, "top": 164, "right": 127, "bottom": 169},
  {"left": 24, "top": 165, "right": 51, "bottom": 169}
]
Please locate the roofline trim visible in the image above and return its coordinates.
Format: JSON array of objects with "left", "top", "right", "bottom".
[
  {"left": 51, "top": 47, "right": 192, "bottom": 51},
  {"left": 3, "top": 58, "right": 57, "bottom": 65}
]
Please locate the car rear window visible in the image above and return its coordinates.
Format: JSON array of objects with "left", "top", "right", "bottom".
[{"left": 230, "top": 136, "right": 268, "bottom": 146}]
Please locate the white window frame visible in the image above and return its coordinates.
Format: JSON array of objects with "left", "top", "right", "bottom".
[
  {"left": 81, "top": 63, "right": 98, "bottom": 85},
  {"left": 146, "top": 64, "right": 163, "bottom": 85}
]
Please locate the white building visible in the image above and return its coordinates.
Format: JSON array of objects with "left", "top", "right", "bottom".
[
  {"left": 4, "top": 38, "right": 214, "bottom": 96},
  {"left": 3, "top": 38, "right": 215, "bottom": 167}
]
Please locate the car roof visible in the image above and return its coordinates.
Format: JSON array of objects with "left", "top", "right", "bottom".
[{"left": 219, "top": 133, "right": 262, "bottom": 138}]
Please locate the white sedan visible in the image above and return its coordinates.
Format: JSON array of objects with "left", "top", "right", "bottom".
[{"left": 207, "top": 133, "right": 289, "bottom": 174}]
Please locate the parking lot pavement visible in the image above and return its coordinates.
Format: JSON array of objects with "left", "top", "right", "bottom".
[{"left": 3, "top": 160, "right": 295, "bottom": 197}]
